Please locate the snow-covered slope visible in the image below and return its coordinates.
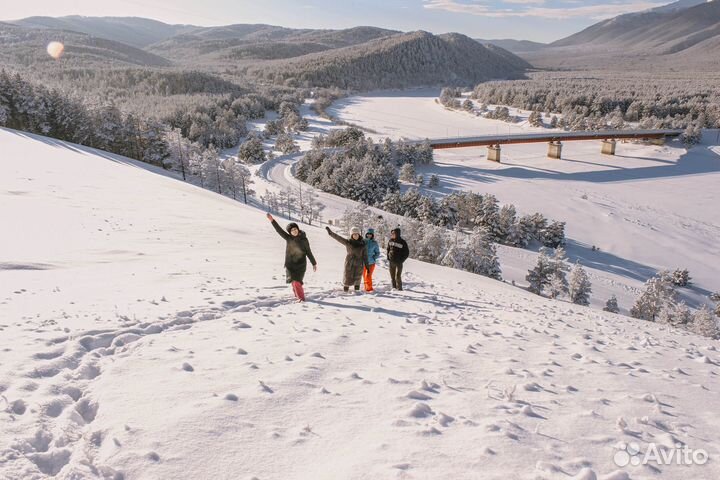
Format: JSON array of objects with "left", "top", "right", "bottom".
[{"left": 1, "top": 127, "right": 720, "bottom": 480}]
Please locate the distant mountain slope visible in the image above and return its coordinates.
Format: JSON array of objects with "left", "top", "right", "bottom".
[
  {"left": 0, "top": 23, "right": 172, "bottom": 67},
  {"left": 551, "top": 0, "right": 719, "bottom": 52},
  {"left": 246, "top": 31, "right": 528, "bottom": 90},
  {"left": 11, "top": 16, "right": 195, "bottom": 48},
  {"left": 148, "top": 24, "right": 399, "bottom": 62},
  {"left": 525, "top": 0, "right": 720, "bottom": 70},
  {"left": 476, "top": 38, "right": 547, "bottom": 54}
]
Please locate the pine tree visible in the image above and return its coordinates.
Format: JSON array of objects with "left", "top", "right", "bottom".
[
  {"left": 690, "top": 305, "right": 720, "bottom": 339},
  {"left": 671, "top": 268, "right": 691, "bottom": 287},
  {"left": 496, "top": 204, "right": 517, "bottom": 244},
  {"left": 428, "top": 174, "right": 440, "bottom": 188},
  {"left": 603, "top": 295, "right": 620, "bottom": 314},
  {"left": 547, "top": 248, "right": 569, "bottom": 299},
  {"left": 275, "top": 132, "right": 299, "bottom": 154},
  {"left": 630, "top": 273, "right": 677, "bottom": 321},
  {"left": 541, "top": 221, "right": 566, "bottom": 248},
  {"left": 415, "top": 225, "right": 448, "bottom": 264},
  {"left": 225, "top": 160, "right": 255, "bottom": 203},
  {"left": 528, "top": 110, "right": 543, "bottom": 127},
  {"left": 238, "top": 136, "right": 267, "bottom": 164},
  {"left": 711, "top": 292, "right": 720, "bottom": 317},
  {"left": 399, "top": 163, "right": 416, "bottom": 182},
  {"left": 568, "top": 262, "right": 592, "bottom": 306},
  {"left": 467, "top": 228, "right": 502, "bottom": 280},
  {"left": 657, "top": 301, "right": 692, "bottom": 327},
  {"left": 526, "top": 248, "right": 552, "bottom": 295}
]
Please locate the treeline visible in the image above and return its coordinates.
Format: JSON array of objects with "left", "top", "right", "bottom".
[
  {"left": 470, "top": 73, "right": 719, "bottom": 136},
  {"left": 297, "top": 128, "right": 566, "bottom": 249},
  {"left": 381, "top": 190, "right": 566, "bottom": 249},
  {"left": 164, "top": 91, "right": 308, "bottom": 149},
  {"left": 0, "top": 69, "right": 285, "bottom": 209},
  {"left": 296, "top": 128, "right": 433, "bottom": 205},
  {"left": 0, "top": 69, "right": 169, "bottom": 165},
  {"left": 38, "top": 68, "right": 246, "bottom": 97}
]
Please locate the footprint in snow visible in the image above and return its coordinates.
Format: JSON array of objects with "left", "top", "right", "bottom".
[{"left": 182, "top": 362, "right": 194, "bottom": 372}]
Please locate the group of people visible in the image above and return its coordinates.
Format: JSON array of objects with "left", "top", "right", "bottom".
[{"left": 267, "top": 213, "right": 409, "bottom": 302}]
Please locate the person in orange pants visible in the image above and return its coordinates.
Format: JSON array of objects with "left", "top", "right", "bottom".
[{"left": 363, "top": 228, "right": 380, "bottom": 292}]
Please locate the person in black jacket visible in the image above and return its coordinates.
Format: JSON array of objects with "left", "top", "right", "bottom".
[
  {"left": 386, "top": 228, "right": 409, "bottom": 290},
  {"left": 267, "top": 213, "right": 317, "bottom": 302},
  {"left": 326, "top": 225, "right": 369, "bottom": 292}
]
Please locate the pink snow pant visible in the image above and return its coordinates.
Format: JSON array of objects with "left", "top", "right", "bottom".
[{"left": 291, "top": 281, "right": 306, "bottom": 301}]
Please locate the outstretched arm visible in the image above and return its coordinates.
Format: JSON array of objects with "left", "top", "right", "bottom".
[
  {"left": 268, "top": 214, "right": 290, "bottom": 240},
  {"left": 326, "top": 226, "right": 348, "bottom": 245}
]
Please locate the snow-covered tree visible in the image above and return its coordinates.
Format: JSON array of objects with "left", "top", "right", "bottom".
[
  {"left": 238, "top": 136, "right": 267, "bottom": 164},
  {"left": 277, "top": 188, "right": 297, "bottom": 220},
  {"left": 399, "top": 163, "right": 416, "bottom": 183},
  {"left": 541, "top": 221, "right": 566, "bottom": 248},
  {"left": 603, "top": 295, "right": 620, "bottom": 314},
  {"left": 690, "top": 305, "right": 720, "bottom": 339},
  {"left": 528, "top": 110, "right": 543, "bottom": 127},
  {"left": 302, "top": 189, "right": 325, "bottom": 225},
  {"left": 414, "top": 225, "right": 448, "bottom": 264},
  {"left": 711, "top": 292, "right": 720, "bottom": 317},
  {"left": 547, "top": 248, "right": 569, "bottom": 299},
  {"left": 201, "top": 147, "right": 224, "bottom": 194},
  {"left": 526, "top": 248, "right": 552, "bottom": 295},
  {"left": 264, "top": 119, "right": 284, "bottom": 136},
  {"left": 467, "top": 228, "right": 502, "bottom": 280},
  {"left": 428, "top": 174, "right": 440, "bottom": 188},
  {"left": 225, "top": 159, "right": 255, "bottom": 203},
  {"left": 657, "top": 301, "right": 692, "bottom": 327},
  {"left": 275, "top": 132, "right": 299, "bottom": 154},
  {"left": 630, "top": 273, "right": 678, "bottom": 321},
  {"left": 568, "top": 262, "right": 592, "bottom": 306},
  {"left": 671, "top": 268, "right": 691, "bottom": 287}
]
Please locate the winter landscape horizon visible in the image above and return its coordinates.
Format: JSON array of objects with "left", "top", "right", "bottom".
[{"left": 2, "top": 1, "right": 720, "bottom": 479}]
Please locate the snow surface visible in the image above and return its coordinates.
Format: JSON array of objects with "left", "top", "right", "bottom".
[
  {"left": 329, "top": 90, "right": 720, "bottom": 312},
  {"left": 2, "top": 127, "right": 720, "bottom": 479}
]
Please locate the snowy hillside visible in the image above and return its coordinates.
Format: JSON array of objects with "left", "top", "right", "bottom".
[{"left": 2, "top": 127, "right": 720, "bottom": 479}]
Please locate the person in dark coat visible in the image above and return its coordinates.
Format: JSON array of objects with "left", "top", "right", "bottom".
[
  {"left": 267, "top": 213, "right": 317, "bottom": 302},
  {"left": 386, "top": 227, "right": 409, "bottom": 290},
  {"left": 326, "top": 225, "right": 369, "bottom": 292}
]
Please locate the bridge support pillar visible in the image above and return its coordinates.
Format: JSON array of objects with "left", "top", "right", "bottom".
[
  {"left": 601, "top": 139, "right": 617, "bottom": 155},
  {"left": 547, "top": 141, "right": 562, "bottom": 159},
  {"left": 487, "top": 144, "right": 501, "bottom": 162}
]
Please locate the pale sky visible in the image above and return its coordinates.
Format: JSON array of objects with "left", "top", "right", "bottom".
[{"left": 2, "top": 0, "right": 674, "bottom": 42}]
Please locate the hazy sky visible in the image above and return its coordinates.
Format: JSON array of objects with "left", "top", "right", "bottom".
[{"left": 2, "top": 0, "right": 673, "bottom": 42}]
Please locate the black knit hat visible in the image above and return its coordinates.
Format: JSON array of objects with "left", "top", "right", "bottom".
[{"left": 286, "top": 222, "right": 300, "bottom": 233}]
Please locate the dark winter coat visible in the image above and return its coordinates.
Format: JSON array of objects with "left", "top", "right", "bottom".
[
  {"left": 272, "top": 220, "right": 316, "bottom": 284},
  {"left": 327, "top": 227, "right": 369, "bottom": 286},
  {"left": 387, "top": 228, "right": 409, "bottom": 264}
]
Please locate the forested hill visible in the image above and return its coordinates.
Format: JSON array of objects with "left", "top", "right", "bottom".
[
  {"left": 0, "top": 22, "right": 172, "bottom": 68},
  {"left": 245, "top": 31, "right": 529, "bottom": 90}
]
